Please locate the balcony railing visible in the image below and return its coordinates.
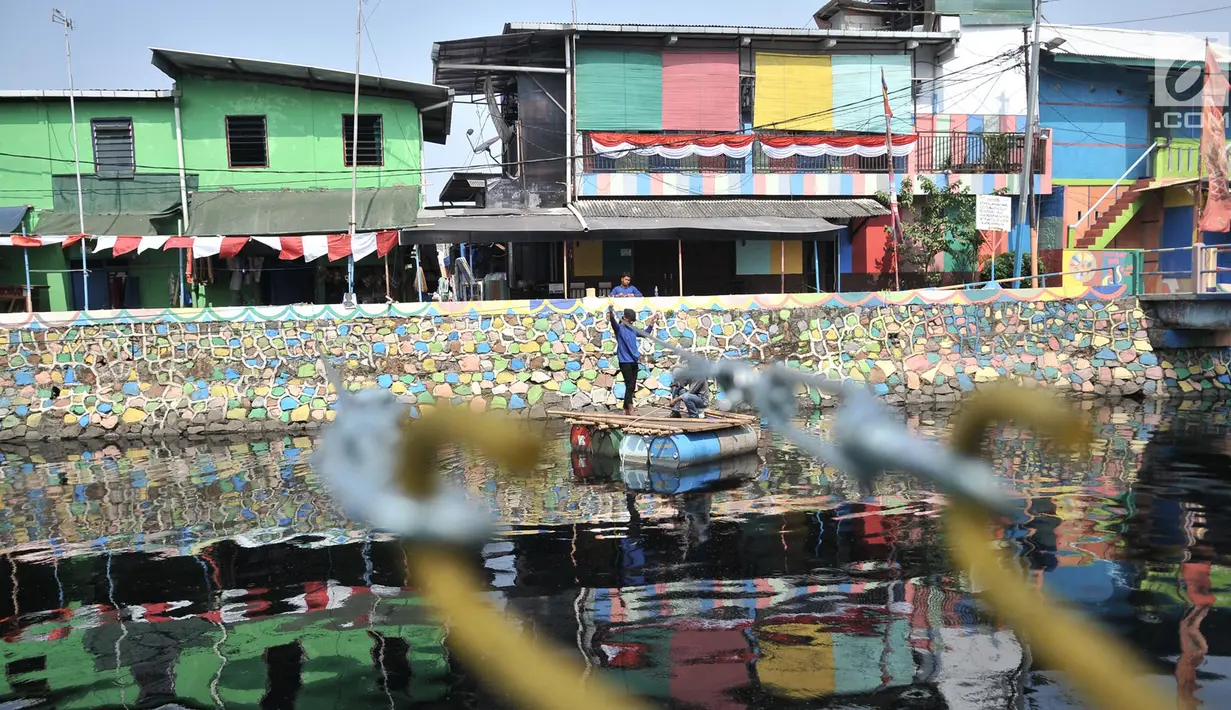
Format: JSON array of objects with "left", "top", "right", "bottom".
[
  {"left": 750, "top": 147, "right": 907, "bottom": 174},
  {"left": 914, "top": 132, "right": 1045, "bottom": 174},
  {"left": 583, "top": 132, "right": 1046, "bottom": 175},
  {"left": 1152, "top": 138, "right": 1200, "bottom": 179},
  {"left": 587, "top": 151, "right": 746, "bottom": 174}
]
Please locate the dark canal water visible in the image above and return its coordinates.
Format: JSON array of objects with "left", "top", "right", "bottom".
[{"left": 0, "top": 399, "right": 1229, "bottom": 709}]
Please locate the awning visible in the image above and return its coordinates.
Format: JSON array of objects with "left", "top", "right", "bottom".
[
  {"left": 189, "top": 186, "right": 421, "bottom": 236},
  {"left": 0, "top": 206, "right": 30, "bottom": 234},
  {"left": 401, "top": 208, "right": 581, "bottom": 245},
  {"left": 33, "top": 211, "right": 165, "bottom": 236},
  {"left": 431, "top": 33, "right": 565, "bottom": 95},
  {"left": 401, "top": 198, "right": 880, "bottom": 245},
  {"left": 577, "top": 198, "right": 886, "bottom": 221},
  {"left": 576, "top": 198, "right": 882, "bottom": 233}
]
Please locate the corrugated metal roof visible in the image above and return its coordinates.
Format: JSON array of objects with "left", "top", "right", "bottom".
[
  {"left": 1041, "top": 24, "right": 1231, "bottom": 64},
  {"left": 504, "top": 21, "right": 959, "bottom": 43},
  {"left": 149, "top": 48, "right": 453, "bottom": 144},
  {"left": 431, "top": 33, "right": 565, "bottom": 95},
  {"left": 0, "top": 90, "right": 172, "bottom": 100},
  {"left": 402, "top": 209, "right": 581, "bottom": 244},
  {"left": 575, "top": 198, "right": 886, "bottom": 221}
]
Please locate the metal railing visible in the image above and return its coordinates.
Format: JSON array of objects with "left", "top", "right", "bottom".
[
  {"left": 926, "top": 245, "right": 1231, "bottom": 295},
  {"left": 1068, "top": 142, "right": 1158, "bottom": 243},
  {"left": 912, "top": 132, "right": 1046, "bottom": 174},
  {"left": 583, "top": 132, "right": 1047, "bottom": 176},
  {"left": 1139, "top": 243, "right": 1231, "bottom": 295}
]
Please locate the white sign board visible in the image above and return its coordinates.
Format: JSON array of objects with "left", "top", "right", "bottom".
[{"left": 976, "top": 195, "right": 1012, "bottom": 232}]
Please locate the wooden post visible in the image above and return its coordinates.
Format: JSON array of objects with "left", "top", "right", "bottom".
[
  {"left": 384, "top": 254, "right": 392, "bottom": 302},
  {"left": 780, "top": 238, "right": 786, "bottom": 294},
  {"left": 1193, "top": 180, "right": 1202, "bottom": 291}
]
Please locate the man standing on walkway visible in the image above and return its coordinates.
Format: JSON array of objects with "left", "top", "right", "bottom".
[
  {"left": 608, "top": 304, "right": 657, "bottom": 415},
  {"left": 610, "top": 273, "right": 642, "bottom": 298}
]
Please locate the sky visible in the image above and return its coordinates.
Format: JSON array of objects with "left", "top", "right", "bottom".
[{"left": 2, "top": 0, "right": 1230, "bottom": 201}]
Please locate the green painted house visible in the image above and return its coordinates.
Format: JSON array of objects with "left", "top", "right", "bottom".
[{"left": 0, "top": 48, "right": 452, "bottom": 312}]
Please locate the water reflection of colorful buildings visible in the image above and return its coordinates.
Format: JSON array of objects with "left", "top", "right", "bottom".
[
  {"left": 0, "top": 537, "right": 451, "bottom": 708},
  {"left": 0, "top": 437, "right": 356, "bottom": 558},
  {"left": 0, "top": 400, "right": 1225, "bottom": 708}
]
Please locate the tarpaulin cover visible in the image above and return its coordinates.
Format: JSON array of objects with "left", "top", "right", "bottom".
[{"left": 0, "top": 206, "right": 29, "bottom": 234}]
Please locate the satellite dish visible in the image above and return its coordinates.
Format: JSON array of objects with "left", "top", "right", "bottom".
[{"left": 473, "top": 135, "right": 500, "bottom": 154}]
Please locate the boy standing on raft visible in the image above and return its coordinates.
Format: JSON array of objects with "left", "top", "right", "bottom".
[{"left": 607, "top": 304, "right": 658, "bottom": 416}]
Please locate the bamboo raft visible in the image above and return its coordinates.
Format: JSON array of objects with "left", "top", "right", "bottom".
[
  {"left": 551, "top": 408, "right": 761, "bottom": 469},
  {"left": 547, "top": 408, "right": 758, "bottom": 437}
]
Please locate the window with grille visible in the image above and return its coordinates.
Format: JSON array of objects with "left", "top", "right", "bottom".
[
  {"left": 91, "top": 118, "right": 134, "bottom": 177},
  {"left": 225, "top": 115, "right": 268, "bottom": 168},
  {"left": 342, "top": 114, "right": 384, "bottom": 167}
]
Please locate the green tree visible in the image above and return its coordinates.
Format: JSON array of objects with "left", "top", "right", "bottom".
[
  {"left": 876, "top": 178, "right": 1010, "bottom": 287},
  {"left": 979, "top": 252, "right": 1033, "bottom": 283}
]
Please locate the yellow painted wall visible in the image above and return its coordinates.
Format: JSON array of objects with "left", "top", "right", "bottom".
[
  {"left": 754, "top": 53, "right": 833, "bottom": 131},
  {"left": 770, "top": 240, "right": 805, "bottom": 275},
  {"left": 1163, "top": 185, "right": 1196, "bottom": 209},
  {"left": 572, "top": 241, "right": 603, "bottom": 277}
]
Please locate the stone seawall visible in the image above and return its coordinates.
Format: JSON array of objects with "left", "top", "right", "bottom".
[{"left": 0, "top": 291, "right": 1228, "bottom": 441}]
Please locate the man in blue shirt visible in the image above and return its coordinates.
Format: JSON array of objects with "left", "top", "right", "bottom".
[
  {"left": 608, "top": 304, "right": 658, "bottom": 415},
  {"left": 609, "top": 273, "right": 642, "bottom": 298}
]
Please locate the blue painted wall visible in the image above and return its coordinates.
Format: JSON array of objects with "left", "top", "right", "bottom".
[
  {"left": 1040, "top": 61, "right": 1151, "bottom": 181},
  {"left": 1160, "top": 206, "right": 1231, "bottom": 285},
  {"left": 838, "top": 227, "right": 853, "bottom": 274}
]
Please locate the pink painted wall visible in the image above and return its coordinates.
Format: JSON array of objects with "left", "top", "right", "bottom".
[{"left": 661, "top": 51, "right": 740, "bottom": 131}]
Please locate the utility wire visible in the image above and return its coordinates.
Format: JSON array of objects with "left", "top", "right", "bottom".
[{"left": 1076, "top": 4, "right": 1231, "bottom": 27}]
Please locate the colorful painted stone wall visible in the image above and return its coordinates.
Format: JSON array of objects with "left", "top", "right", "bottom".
[{"left": 0, "top": 289, "right": 1228, "bottom": 441}]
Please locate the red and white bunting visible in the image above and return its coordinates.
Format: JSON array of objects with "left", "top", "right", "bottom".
[
  {"left": 1, "top": 231, "right": 400, "bottom": 260},
  {"left": 0, "top": 235, "right": 68, "bottom": 247}
]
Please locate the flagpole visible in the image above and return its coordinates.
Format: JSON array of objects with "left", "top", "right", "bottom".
[
  {"left": 347, "top": 0, "right": 362, "bottom": 307},
  {"left": 1194, "top": 41, "right": 1208, "bottom": 291},
  {"left": 881, "top": 67, "right": 901, "bottom": 291}
]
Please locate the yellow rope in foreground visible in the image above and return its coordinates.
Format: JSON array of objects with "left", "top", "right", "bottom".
[
  {"left": 406, "top": 546, "right": 649, "bottom": 710},
  {"left": 394, "top": 406, "right": 652, "bottom": 710},
  {"left": 947, "top": 386, "right": 1169, "bottom": 710}
]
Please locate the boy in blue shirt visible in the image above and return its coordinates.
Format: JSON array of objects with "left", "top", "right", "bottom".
[
  {"left": 609, "top": 273, "right": 642, "bottom": 298},
  {"left": 607, "top": 304, "right": 658, "bottom": 415}
]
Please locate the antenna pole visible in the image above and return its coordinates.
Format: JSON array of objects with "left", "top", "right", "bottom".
[
  {"left": 53, "top": 9, "right": 89, "bottom": 310},
  {"left": 1014, "top": 0, "right": 1042, "bottom": 285}
]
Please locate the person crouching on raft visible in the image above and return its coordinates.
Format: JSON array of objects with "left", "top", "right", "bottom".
[
  {"left": 607, "top": 304, "right": 658, "bottom": 416},
  {"left": 668, "top": 369, "right": 708, "bottom": 418}
]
